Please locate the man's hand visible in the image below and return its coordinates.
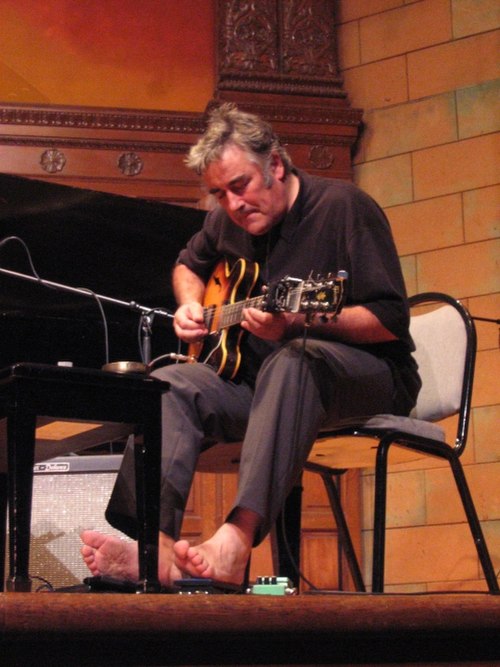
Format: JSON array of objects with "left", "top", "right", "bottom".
[
  {"left": 173, "top": 302, "right": 208, "bottom": 343},
  {"left": 240, "top": 304, "right": 399, "bottom": 345},
  {"left": 240, "top": 307, "right": 290, "bottom": 341}
]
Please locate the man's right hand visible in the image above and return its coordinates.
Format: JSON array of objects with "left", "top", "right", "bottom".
[{"left": 173, "top": 302, "right": 208, "bottom": 343}]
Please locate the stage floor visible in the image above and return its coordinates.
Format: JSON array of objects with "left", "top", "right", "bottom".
[{"left": 2, "top": 590, "right": 500, "bottom": 666}]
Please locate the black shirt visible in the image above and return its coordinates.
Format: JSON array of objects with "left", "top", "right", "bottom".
[{"left": 177, "top": 170, "right": 421, "bottom": 414}]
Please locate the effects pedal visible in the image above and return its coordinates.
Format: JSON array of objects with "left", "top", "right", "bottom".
[{"left": 247, "top": 576, "right": 297, "bottom": 596}]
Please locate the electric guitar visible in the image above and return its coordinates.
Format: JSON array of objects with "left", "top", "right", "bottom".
[{"left": 188, "top": 258, "right": 347, "bottom": 380}]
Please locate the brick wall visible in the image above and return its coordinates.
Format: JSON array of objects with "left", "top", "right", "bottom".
[{"left": 336, "top": 0, "right": 499, "bottom": 591}]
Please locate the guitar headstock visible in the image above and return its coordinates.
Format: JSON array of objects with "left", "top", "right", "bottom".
[{"left": 262, "top": 270, "right": 347, "bottom": 318}]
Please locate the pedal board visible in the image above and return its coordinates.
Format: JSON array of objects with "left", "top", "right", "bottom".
[
  {"left": 78, "top": 574, "right": 296, "bottom": 595},
  {"left": 175, "top": 576, "right": 296, "bottom": 595},
  {"left": 83, "top": 575, "right": 148, "bottom": 593},
  {"left": 174, "top": 577, "right": 245, "bottom": 595}
]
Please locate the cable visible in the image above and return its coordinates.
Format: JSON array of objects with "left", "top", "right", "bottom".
[
  {"left": 0, "top": 235, "right": 40, "bottom": 275},
  {"left": 471, "top": 315, "right": 500, "bottom": 324},
  {"left": 31, "top": 575, "right": 55, "bottom": 592},
  {"left": 279, "top": 503, "right": 318, "bottom": 591},
  {"left": 75, "top": 286, "right": 109, "bottom": 364},
  {"left": 278, "top": 323, "right": 320, "bottom": 591}
]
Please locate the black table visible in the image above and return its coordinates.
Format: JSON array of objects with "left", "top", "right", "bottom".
[{"left": 0, "top": 363, "right": 168, "bottom": 593}]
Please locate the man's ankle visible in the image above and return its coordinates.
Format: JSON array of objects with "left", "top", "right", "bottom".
[{"left": 227, "top": 507, "right": 262, "bottom": 547}]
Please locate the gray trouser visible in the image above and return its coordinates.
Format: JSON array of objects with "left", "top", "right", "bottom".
[{"left": 106, "top": 338, "right": 395, "bottom": 543}]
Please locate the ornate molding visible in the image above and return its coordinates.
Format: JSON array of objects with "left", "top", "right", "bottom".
[
  {"left": 1, "top": 102, "right": 363, "bottom": 152},
  {"left": 0, "top": 134, "right": 192, "bottom": 154},
  {"left": 233, "top": 102, "right": 363, "bottom": 128},
  {"left": 0, "top": 103, "right": 205, "bottom": 135},
  {"left": 279, "top": 133, "right": 356, "bottom": 147},
  {"left": 217, "top": 0, "right": 345, "bottom": 98}
]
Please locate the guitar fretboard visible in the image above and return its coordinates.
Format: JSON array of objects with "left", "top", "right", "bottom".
[{"left": 204, "top": 294, "right": 265, "bottom": 330}]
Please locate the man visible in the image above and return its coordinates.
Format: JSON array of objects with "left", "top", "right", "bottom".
[{"left": 81, "top": 103, "right": 421, "bottom": 587}]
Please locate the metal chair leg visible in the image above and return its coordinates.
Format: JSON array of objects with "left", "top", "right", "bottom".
[
  {"left": 372, "top": 438, "right": 390, "bottom": 593},
  {"left": 450, "top": 456, "right": 499, "bottom": 593},
  {"left": 321, "top": 471, "right": 366, "bottom": 592}
]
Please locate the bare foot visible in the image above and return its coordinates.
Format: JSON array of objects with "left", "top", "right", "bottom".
[
  {"left": 80, "top": 529, "right": 182, "bottom": 587},
  {"left": 173, "top": 522, "right": 252, "bottom": 585}
]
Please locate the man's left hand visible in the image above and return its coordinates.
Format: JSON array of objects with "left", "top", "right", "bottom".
[{"left": 240, "top": 307, "right": 289, "bottom": 341}]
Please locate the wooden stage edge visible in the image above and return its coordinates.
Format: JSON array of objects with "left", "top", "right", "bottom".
[{"left": 1, "top": 591, "right": 499, "bottom": 666}]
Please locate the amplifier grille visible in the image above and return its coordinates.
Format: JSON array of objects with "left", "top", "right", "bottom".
[{"left": 5, "top": 454, "right": 130, "bottom": 590}]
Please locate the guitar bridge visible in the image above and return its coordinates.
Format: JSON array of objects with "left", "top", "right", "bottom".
[
  {"left": 262, "top": 277, "right": 303, "bottom": 313},
  {"left": 262, "top": 271, "right": 347, "bottom": 317}
]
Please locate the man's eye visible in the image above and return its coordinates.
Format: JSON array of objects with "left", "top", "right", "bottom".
[{"left": 231, "top": 179, "right": 249, "bottom": 195}]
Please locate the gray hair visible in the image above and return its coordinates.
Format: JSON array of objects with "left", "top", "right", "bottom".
[{"left": 185, "top": 103, "right": 293, "bottom": 183}]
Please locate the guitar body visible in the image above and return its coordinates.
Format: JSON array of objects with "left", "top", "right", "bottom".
[{"left": 189, "top": 258, "right": 260, "bottom": 380}]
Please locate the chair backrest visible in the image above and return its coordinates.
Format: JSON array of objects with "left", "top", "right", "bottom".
[{"left": 408, "top": 292, "right": 476, "bottom": 453}]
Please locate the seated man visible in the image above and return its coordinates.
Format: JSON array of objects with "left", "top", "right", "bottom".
[{"left": 81, "top": 103, "right": 421, "bottom": 587}]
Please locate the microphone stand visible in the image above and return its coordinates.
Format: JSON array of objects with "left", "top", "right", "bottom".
[
  {"left": 141, "top": 313, "right": 153, "bottom": 364},
  {"left": 0, "top": 266, "right": 174, "bottom": 366}
]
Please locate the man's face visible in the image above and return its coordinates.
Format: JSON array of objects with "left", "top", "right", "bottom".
[{"left": 203, "top": 143, "right": 288, "bottom": 236}]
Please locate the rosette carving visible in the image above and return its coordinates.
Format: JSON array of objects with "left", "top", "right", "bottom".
[
  {"left": 40, "top": 149, "right": 66, "bottom": 174},
  {"left": 118, "top": 152, "right": 144, "bottom": 177}
]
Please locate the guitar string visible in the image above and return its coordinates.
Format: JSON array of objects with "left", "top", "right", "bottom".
[{"left": 206, "top": 287, "right": 300, "bottom": 326}]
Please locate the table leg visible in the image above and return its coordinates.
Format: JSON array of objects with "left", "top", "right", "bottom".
[
  {"left": 0, "top": 472, "right": 8, "bottom": 592},
  {"left": 134, "top": 395, "right": 162, "bottom": 593},
  {"left": 6, "top": 409, "right": 37, "bottom": 592}
]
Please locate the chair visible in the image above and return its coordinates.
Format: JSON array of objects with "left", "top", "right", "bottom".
[
  {"left": 199, "top": 292, "right": 499, "bottom": 593},
  {"left": 305, "top": 292, "right": 499, "bottom": 593}
]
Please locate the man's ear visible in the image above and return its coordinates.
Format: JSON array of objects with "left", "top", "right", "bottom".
[{"left": 270, "top": 152, "right": 286, "bottom": 180}]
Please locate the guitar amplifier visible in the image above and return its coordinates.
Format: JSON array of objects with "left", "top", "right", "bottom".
[{"left": 4, "top": 454, "right": 130, "bottom": 591}]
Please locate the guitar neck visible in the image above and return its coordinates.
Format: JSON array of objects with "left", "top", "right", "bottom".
[
  {"left": 205, "top": 294, "right": 265, "bottom": 330},
  {"left": 202, "top": 268, "right": 346, "bottom": 335}
]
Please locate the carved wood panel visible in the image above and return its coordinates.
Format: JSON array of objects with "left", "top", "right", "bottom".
[{"left": 217, "top": 0, "right": 344, "bottom": 98}]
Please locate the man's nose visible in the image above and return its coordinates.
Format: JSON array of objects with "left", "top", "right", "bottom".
[{"left": 226, "top": 191, "right": 244, "bottom": 211}]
